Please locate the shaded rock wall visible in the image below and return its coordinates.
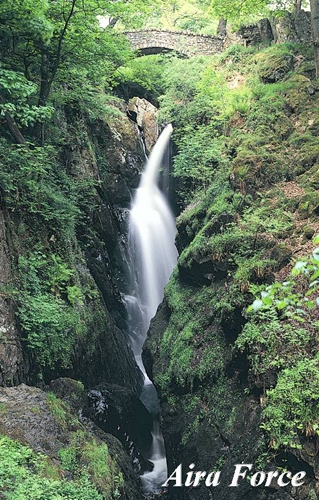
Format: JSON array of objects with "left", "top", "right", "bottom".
[
  {"left": 227, "top": 10, "right": 311, "bottom": 48},
  {"left": 0, "top": 101, "right": 149, "bottom": 392},
  {"left": 128, "top": 97, "right": 158, "bottom": 154},
  {"left": 0, "top": 211, "right": 25, "bottom": 386},
  {"left": 52, "top": 106, "right": 146, "bottom": 390}
]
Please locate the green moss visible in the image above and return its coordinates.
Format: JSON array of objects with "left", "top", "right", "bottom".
[
  {"left": 155, "top": 272, "right": 229, "bottom": 391},
  {"left": 46, "top": 393, "right": 70, "bottom": 429},
  {"left": 148, "top": 40, "right": 319, "bottom": 465},
  {"left": 281, "top": 74, "right": 314, "bottom": 112},
  {"left": 262, "top": 356, "right": 319, "bottom": 449},
  {"left": 295, "top": 140, "right": 319, "bottom": 174},
  {"left": 298, "top": 190, "right": 319, "bottom": 218},
  {"left": 231, "top": 148, "right": 287, "bottom": 193},
  {"left": 299, "top": 163, "right": 319, "bottom": 190},
  {"left": 289, "top": 132, "right": 315, "bottom": 147},
  {"left": 0, "top": 434, "right": 104, "bottom": 500},
  {"left": 59, "top": 431, "right": 124, "bottom": 498},
  {"left": 254, "top": 44, "right": 295, "bottom": 83},
  {"left": 0, "top": 403, "right": 7, "bottom": 416}
]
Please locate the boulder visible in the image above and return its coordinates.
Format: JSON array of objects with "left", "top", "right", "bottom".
[
  {"left": 128, "top": 97, "right": 158, "bottom": 153},
  {"left": 0, "top": 382, "right": 141, "bottom": 500}
]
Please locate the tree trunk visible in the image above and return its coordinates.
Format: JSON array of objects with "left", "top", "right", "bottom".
[
  {"left": 38, "top": 52, "right": 52, "bottom": 107},
  {"left": 4, "top": 111, "right": 26, "bottom": 145},
  {"left": 36, "top": 51, "right": 54, "bottom": 144},
  {"left": 217, "top": 19, "right": 227, "bottom": 37},
  {"left": 310, "top": 0, "right": 319, "bottom": 77},
  {"left": 294, "top": 0, "right": 302, "bottom": 17}
]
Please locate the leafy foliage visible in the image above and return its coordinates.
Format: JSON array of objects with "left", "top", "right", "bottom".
[
  {"left": 0, "top": 142, "right": 82, "bottom": 234},
  {"left": 142, "top": 0, "right": 218, "bottom": 33},
  {"left": 248, "top": 235, "right": 319, "bottom": 319},
  {"left": 0, "top": 0, "right": 155, "bottom": 144},
  {"left": 261, "top": 357, "right": 319, "bottom": 449},
  {"left": 0, "top": 68, "right": 53, "bottom": 127},
  {"left": 0, "top": 434, "right": 102, "bottom": 500},
  {"left": 0, "top": 429, "right": 124, "bottom": 500},
  {"left": 59, "top": 431, "right": 124, "bottom": 498},
  {"left": 210, "top": 0, "right": 296, "bottom": 25},
  {"left": 239, "top": 236, "right": 319, "bottom": 449},
  {"left": 15, "top": 252, "right": 85, "bottom": 370}
]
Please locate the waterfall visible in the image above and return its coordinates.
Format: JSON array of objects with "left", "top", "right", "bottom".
[{"left": 124, "top": 124, "right": 178, "bottom": 495}]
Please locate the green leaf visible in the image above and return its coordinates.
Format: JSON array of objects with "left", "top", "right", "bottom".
[
  {"left": 262, "top": 296, "right": 273, "bottom": 306},
  {"left": 276, "top": 300, "right": 288, "bottom": 310}
]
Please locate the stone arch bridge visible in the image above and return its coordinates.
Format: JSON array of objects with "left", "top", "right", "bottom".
[{"left": 124, "top": 29, "right": 224, "bottom": 57}]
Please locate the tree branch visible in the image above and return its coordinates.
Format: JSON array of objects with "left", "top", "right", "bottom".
[{"left": 55, "top": 0, "right": 78, "bottom": 73}]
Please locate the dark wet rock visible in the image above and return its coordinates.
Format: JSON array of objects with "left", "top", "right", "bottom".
[
  {"left": 0, "top": 384, "right": 69, "bottom": 455},
  {"left": 73, "top": 315, "right": 143, "bottom": 393},
  {"left": 143, "top": 302, "right": 171, "bottom": 385},
  {"left": 48, "top": 377, "right": 86, "bottom": 413},
  {"left": 84, "top": 383, "right": 154, "bottom": 473},
  {"left": 257, "top": 18, "right": 274, "bottom": 43}
]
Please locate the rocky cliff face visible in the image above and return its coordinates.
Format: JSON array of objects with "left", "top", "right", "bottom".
[
  {"left": 227, "top": 10, "right": 312, "bottom": 48},
  {"left": 61, "top": 106, "right": 145, "bottom": 390},
  {"left": 0, "top": 102, "right": 148, "bottom": 391},
  {"left": 0, "top": 211, "right": 25, "bottom": 386},
  {"left": 0, "top": 97, "right": 160, "bottom": 497},
  {"left": 143, "top": 43, "right": 319, "bottom": 500}
]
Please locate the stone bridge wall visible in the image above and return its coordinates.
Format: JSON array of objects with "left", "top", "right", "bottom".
[
  {"left": 124, "top": 29, "right": 224, "bottom": 57},
  {"left": 124, "top": 12, "right": 312, "bottom": 58}
]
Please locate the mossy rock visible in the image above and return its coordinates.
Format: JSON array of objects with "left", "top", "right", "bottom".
[
  {"left": 231, "top": 149, "right": 288, "bottom": 195},
  {"left": 255, "top": 48, "right": 294, "bottom": 83},
  {"left": 48, "top": 378, "right": 86, "bottom": 413},
  {"left": 289, "top": 131, "right": 314, "bottom": 148},
  {"left": 296, "top": 60, "right": 316, "bottom": 79},
  {"left": 298, "top": 163, "right": 319, "bottom": 190},
  {"left": 269, "top": 243, "right": 292, "bottom": 269},
  {"left": 306, "top": 115, "right": 319, "bottom": 136},
  {"left": 295, "top": 140, "right": 319, "bottom": 174},
  {"left": 298, "top": 190, "right": 319, "bottom": 218},
  {"left": 306, "top": 489, "right": 318, "bottom": 500},
  {"left": 303, "top": 226, "right": 315, "bottom": 240},
  {"left": 283, "top": 74, "right": 314, "bottom": 112}
]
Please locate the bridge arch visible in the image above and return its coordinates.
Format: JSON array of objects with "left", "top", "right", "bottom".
[{"left": 124, "top": 30, "right": 224, "bottom": 58}]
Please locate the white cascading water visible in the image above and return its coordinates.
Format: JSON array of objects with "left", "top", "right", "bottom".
[{"left": 124, "top": 124, "right": 178, "bottom": 495}]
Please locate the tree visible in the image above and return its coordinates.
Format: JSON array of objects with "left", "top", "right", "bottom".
[
  {"left": 310, "top": 0, "right": 319, "bottom": 77},
  {"left": 144, "top": 0, "right": 215, "bottom": 32},
  {"left": 0, "top": 0, "right": 157, "bottom": 143}
]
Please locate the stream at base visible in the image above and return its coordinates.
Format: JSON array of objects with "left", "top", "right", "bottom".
[{"left": 124, "top": 124, "right": 178, "bottom": 496}]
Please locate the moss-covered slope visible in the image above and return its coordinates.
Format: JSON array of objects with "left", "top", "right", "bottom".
[
  {"left": 144, "top": 42, "right": 319, "bottom": 500},
  {"left": 0, "top": 381, "right": 140, "bottom": 500}
]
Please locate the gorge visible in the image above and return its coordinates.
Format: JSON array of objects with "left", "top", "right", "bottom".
[{"left": 124, "top": 124, "right": 178, "bottom": 495}]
